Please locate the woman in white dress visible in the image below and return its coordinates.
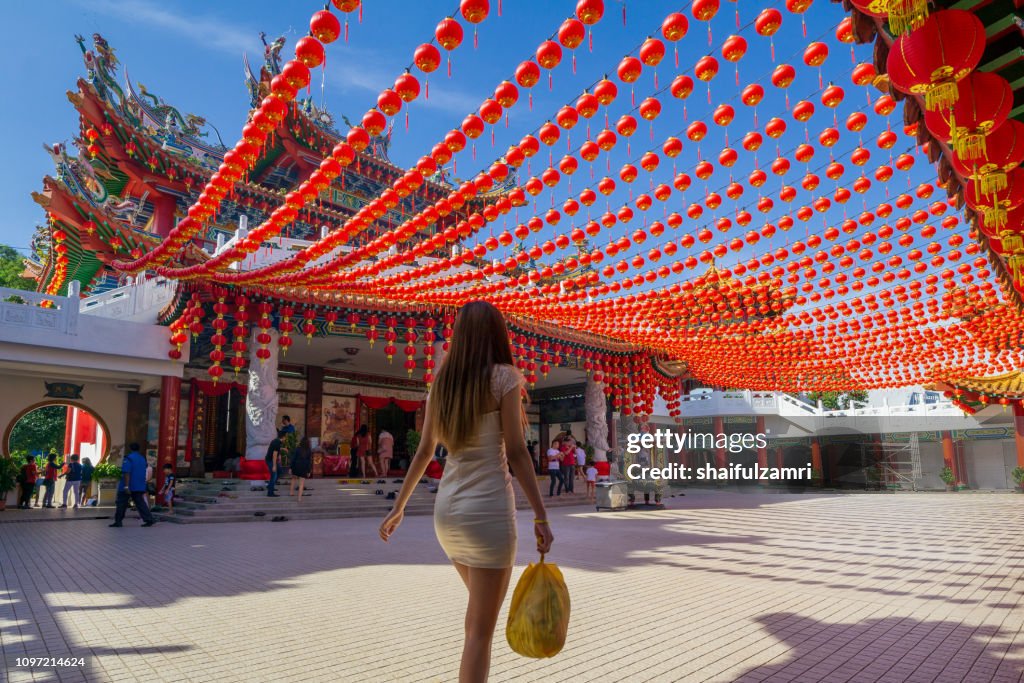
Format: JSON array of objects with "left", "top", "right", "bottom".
[{"left": 380, "top": 301, "right": 553, "bottom": 683}]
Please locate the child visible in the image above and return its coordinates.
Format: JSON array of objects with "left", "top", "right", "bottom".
[
  {"left": 41, "top": 454, "right": 59, "bottom": 508},
  {"left": 585, "top": 462, "right": 598, "bottom": 502},
  {"left": 158, "top": 463, "right": 175, "bottom": 514}
]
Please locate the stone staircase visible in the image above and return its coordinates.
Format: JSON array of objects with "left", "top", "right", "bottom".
[{"left": 152, "top": 474, "right": 592, "bottom": 524}]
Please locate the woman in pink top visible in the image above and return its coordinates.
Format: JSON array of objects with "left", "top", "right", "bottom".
[{"left": 377, "top": 430, "right": 394, "bottom": 477}]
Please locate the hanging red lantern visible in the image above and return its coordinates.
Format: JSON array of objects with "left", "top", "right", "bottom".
[
  {"left": 310, "top": 10, "right": 342, "bottom": 43},
  {"left": 294, "top": 37, "right": 325, "bottom": 68},
  {"left": 771, "top": 64, "right": 795, "bottom": 89},
  {"left": 692, "top": 0, "right": 719, "bottom": 21},
  {"left": 662, "top": 12, "right": 689, "bottom": 41},
  {"left": 923, "top": 71, "right": 1013, "bottom": 160},
  {"left": 755, "top": 8, "right": 783, "bottom": 36},
  {"left": 576, "top": 0, "right": 604, "bottom": 24},
  {"left": 952, "top": 120, "right": 1024, "bottom": 197},
  {"left": 741, "top": 84, "right": 764, "bottom": 107},
  {"left": 536, "top": 40, "right": 562, "bottom": 69},
  {"left": 886, "top": 10, "right": 985, "bottom": 112},
  {"left": 394, "top": 71, "right": 421, "bottom": 102},
  {"left": 414, "top": 43, "right": 442, "bottom": 73},
  {"left": 640, "top": 37, "right": 665, "bottom": 67},
  {"left": 694, "top": 56, "right": 719, "bottom": 82},
  {"left": 558, "top": 18, "right": 585, "bottom": 49},
  {"left": 436, "top": 17, "right": 464, "bottom": 50},
  {"left": 460, "top": 0, "right": 488, "bottom": 23},
  {"left": 670, "top": 75, "right": 694, "bottom": 99},
  {"left": 515, "top": 61, "right": 541, "bottom": 88}
]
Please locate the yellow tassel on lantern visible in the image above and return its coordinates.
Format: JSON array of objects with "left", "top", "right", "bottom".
[
  {"left": 886, "top": 0, "right": 930, "bottom": 36},
  {"left": 985, "top": 205, "right": 1008, "bottom": 230},
  {"left": 980, "top": 171, "right": 1008, "bottom": 197},
  {"left": 1000, "top": 231, "right": 1024, "bottom": 254},
  {"left": 924, "top": 81, "right": 958, "bottom": 113}
]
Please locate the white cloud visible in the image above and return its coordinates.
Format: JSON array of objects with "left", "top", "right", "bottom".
[{"left": 74, "top": 0, "right": 262, "bottom": 56}]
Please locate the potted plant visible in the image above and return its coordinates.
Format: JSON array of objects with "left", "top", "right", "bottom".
[
  {"left": 92, "top": 461, "right": 123, "bottom": 506},
  {"left": 0, "top": 456, "right": 21, "bottom": 511},
  {"left": 939, "top": 466, "right": 956, "bottom": 491},
  {"left": 280, "top": 432, "right": 298, "bottom": 477},
  {"left": 1012, "top": 467, "right": 1024, "bottom": 493}
]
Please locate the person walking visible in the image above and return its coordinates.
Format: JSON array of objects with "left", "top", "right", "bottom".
[
  {"left": 41, "top": 454, "right": 59, "bottom": 508},
  {"left": 377, "top": 429, "right": 394, "bottom": 478},
  {"left": 60, "top": 454, "right": 83, "bottom": 508},
  {"left": 109, "top": 443, "right": 155, "bottom": 527},
  {"left": 355, "top": 425, "right": 375, "bottom": 479},
  {"left": 289, "top": 436, "right": 312, "bottom": 501},
  {"left": 547, "top": 439, "right": 565, "bottom": 497},
  {"left": 79, "top": 457, "right": 94, "bottom": 506},
  {"left": 265, "top": 437, "right": 282, "bottom": 497},
  {"left": 379, "top": 301, "right": 552, "bottom": 683},
  {"left": 17, "top": 454, "right": 37, "bottom": 509}
]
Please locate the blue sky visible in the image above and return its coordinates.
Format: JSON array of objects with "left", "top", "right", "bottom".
[{"left": 0, "top": 0, "right": 953, "bottom": 292}]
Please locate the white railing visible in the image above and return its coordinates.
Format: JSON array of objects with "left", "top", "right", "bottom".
[
  {"left": 0, "top": 281, "right": 80, "bottom": 335},
  {"left": 677, "top": 390, "right": 962, "bottom": 419},
  {"left": 80, "top": 276, "right": 177, "bottom": 322}
]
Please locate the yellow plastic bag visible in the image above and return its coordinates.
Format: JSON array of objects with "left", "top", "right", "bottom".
[{"left": 505, "top": 555, "right": 570, "bottom": 658}]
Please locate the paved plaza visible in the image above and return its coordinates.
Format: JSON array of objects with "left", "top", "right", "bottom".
[{"left": 1, "top": 491, "right": 1022, "bottom": 683}]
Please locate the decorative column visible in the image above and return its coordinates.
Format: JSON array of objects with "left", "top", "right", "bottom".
[
  {"left": 1013, "top": 402, "right": 1024, "bottom": 468},
  {"left": 156, "top": 376, "right": 181, "bottom": 495},
  {"left": 810, "top": 438, "right": 822, "bottom": 483},
  {"left": 941, "top": 430, "right": 960, "bottom": 486},
  {"left": 246, "top": 328, "right": 279, "bottom": 469},
  {"left": 775, "top": 445, "right": 784, "bottom": 468},
  {"left": 713, "top": 415, "right": 727, "bottom": 468},
  {"left": 305, "top": 366, "right": 324, "bottom": 446},
  {"left": 584, "top": 374, "right": 610, "bottom": 463}
]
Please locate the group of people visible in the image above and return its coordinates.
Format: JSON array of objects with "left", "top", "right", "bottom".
[
  {"left": 264, "top": 415, "right": 314, "bottom": 500},
  {"left": 546, "top": 435, "right": 598, "bottom": 501},
  {"left": 349, "top": 424, "right": 395, "bottom": 479},
  {"left": 15, "top": 452, "right": 96, "bottom": 509}
]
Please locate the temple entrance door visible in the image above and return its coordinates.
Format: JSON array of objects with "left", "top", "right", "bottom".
[
  {"left": 201, "top": 389, "right": 246, "bottom": 472},
  {"left": 371, "top": 403, "right": 416, "bottom": 469}
]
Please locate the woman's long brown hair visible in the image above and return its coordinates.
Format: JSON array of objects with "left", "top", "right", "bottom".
[{"left": 428, "top": 301, "right": 516, "bottom": 452}]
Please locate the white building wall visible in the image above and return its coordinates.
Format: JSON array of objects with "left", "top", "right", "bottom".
[{"left": 0, "top": 374, "right": 128, "bottom": 459}]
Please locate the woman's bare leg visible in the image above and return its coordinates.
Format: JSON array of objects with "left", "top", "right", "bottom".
[
  {"left": 452, "top": 560, "right": 470, "bottom": 589},
  {"left": 460, "top": 566, "right": 513, "bottom": 683},
  {"left": 298, "top": 477, "right": 305, "bottom": 502}
]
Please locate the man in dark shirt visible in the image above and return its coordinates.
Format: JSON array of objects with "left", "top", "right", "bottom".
[
  {"left": 265, "top": 438, "right": 282, "bottom": 497},
  {"left": 277, "top": 415, "right": 296, "bottom": 439},
  {"left": 110, "top": 443, "right": 155, "bottom": 527},
  {"left": 60, "top": 454, "right": 83, "bottom": 508}
]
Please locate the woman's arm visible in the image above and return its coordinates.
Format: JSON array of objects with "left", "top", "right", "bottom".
[
  {"left": 500, "top": 388, "right": 553, "bottom": 553},
  {"left": 390, "top": 404, "right": 438, "bottom": 512}
]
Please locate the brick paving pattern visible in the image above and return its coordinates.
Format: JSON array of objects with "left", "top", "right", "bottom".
[{"left": 1, "top": 491, "right": 1022, "bottom": 682}]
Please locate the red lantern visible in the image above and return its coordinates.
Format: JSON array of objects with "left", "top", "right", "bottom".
[
  {"left": 923, "top": 71, "right": 1013, "bottom": 160},
  {"left": 414, "top": 44, "right": 441, "bottom": 73},
  {"left": 436, "top": 17, "right": 464, "bottom": 50},
  {"left": 310, "top": 10, "right": 341, "bottom": 43},
  {"left": 294, "top": 37, "right": 325, "bottom": 68},
  {"left": 515, "top": 61, "right": 540, "bottom": 88},
  {"left": 886, "top": 10, "right": 985, "bottom": 112},
  {"left": 952, "top": 120, "right": 1024, "bottom": 197},
  {"left": 536, "top": 40, "right": 562, "bottom": 69}
]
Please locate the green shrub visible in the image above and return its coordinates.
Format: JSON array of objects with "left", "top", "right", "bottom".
[
  {"left": 939, "top": 466, "right": 955, "bottom": 485},
  {"left": 93, "top": 461, "right": 123, "bottom": 480}
]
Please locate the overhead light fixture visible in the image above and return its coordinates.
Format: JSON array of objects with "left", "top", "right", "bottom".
[{"left": 344, "top": 347, "right": 360, "bottom": 356}]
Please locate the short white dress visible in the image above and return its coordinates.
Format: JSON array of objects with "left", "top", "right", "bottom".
[{"left": 434, "top": 364, "right": 524, "bottom": 569}]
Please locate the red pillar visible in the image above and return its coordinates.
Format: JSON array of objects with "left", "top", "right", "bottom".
[
  {"left": 775, "top": 446, "right": 784, "bottom": 468},
  {"left": 810, "top": 439, "right": 822, "bottom": 481},
  {"left": 1013, "top": 402, "right": 1024, "bottom": 468},
  {"left": 156, "top": 376, "right": 181, "bottom": 495},
  {"left": 713, "top": 415, "right": 727, "bottom": 468},
  {"left": 756, "top": 416, "right": 768, "bottom": 469},
  {"left": 73, "top": 408, "right": 97, "bottom": 454},
  {"left": 941, "top": 430, "right": 960, "bottom": 485}
]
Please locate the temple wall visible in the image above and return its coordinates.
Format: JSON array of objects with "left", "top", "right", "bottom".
[{"left": 0, "top": 373, "right": 128, "bottom": 460}]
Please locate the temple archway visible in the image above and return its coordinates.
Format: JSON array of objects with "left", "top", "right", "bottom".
[{"left": 3, "top": 401, "right": 111, "bottom": 463}]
